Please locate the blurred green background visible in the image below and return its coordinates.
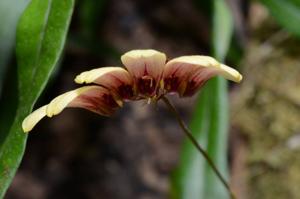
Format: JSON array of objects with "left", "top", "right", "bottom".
[{"left": 1, "top": 0, "right": 300, "bottom": 199}]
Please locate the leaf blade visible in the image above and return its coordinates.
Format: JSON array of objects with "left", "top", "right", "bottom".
[
  {"left": 0, "top": 0, "right": 74, "bottom": 196},
  {"left": 202, "top": 0, "right": 233, "bottom": 198},
  {"left": 0, "top": 0, "right": 30, "bottom": 98}
]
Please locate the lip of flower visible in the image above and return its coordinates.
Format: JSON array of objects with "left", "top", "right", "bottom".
[
  {"left": 22, "top": 49, "right": 242, "bottom": 133},
  {"left": 22, "top": 86, "right": 121, "bottom": 133},
  {"left": 163, "top": 55, "right": 242, "bottom": 96},
  {"left": 121, "top": 49, "right": 166, "bottom": 98}
]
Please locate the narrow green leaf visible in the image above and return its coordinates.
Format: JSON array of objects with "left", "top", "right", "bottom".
[
  {"left": 202, "top": 0, "right": 233, "bottom": 198},
  {"left": 0, "top": 0, "right": 30, "bottom": 147},
  {"left": 171, "top": 0, "right": 233, "bottom": 199},
  {"left": 201, "top": 78, "right": 229, "bottom": 199},
  {"left": 212, "top": 0, "right": 234, "bottom": 60},
  {"left": 261, "top": 0, "right": 300, "bottom": 37},
  {"left": 0, "top": 0, "right": 30, "bottom": 98},
  {"left": 0, "top": 0, "right": 74, "bottom": 197}
]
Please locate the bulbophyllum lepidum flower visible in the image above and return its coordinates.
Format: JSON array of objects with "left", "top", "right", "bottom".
[{"left": 22, "top": 49, "right": 242, "bottom": 133}]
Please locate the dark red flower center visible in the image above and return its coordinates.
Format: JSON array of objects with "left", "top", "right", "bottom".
[{"left": 137, "top": 75, "right": 156, "bottom": 96}]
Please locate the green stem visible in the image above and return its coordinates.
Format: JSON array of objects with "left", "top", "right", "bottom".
[{"left": 161, "top": 96, "right": 236, "bottom": 199}]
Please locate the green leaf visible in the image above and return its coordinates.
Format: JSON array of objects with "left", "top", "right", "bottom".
[
  {"left": 0, "top": 0, "right": 74, "bottom": 197},
  {"left": 0, "top": 0, "right": 30, "bottom": 98},
  {"left": 0, "top": 0, "right": 30, "bottom": 148},
  {"left": 261, "top": 0, "right": 300, "bottom": 37},
  {"left": 171, "top": 0, "right": 233, "bottom": 199},
  {"left": 212, "top": 0, "right": 234, "bottom": 60}
]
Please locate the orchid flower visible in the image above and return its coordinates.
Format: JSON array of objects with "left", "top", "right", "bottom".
[{"left": 22, "top": 49, "right": 242, "bottom": 133}]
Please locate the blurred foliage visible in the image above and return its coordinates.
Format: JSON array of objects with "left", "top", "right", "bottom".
[
  {"left": 232, "top": 32, "right": 300, "bottom": 198},
  {"left": 0, "top": 0, "right": 74, "bottom": 197},
  {"left": 171, "top": 0, "right": 233, "bottom": 199},
  {"left": 70, "top": 0, "right": 120, "bottom": 60},
  {"left": 261, "top": 0, "right": 300, "bottom": 38},
  {"left": 78, "top": 0, "right": 106, "bottom": 38}
]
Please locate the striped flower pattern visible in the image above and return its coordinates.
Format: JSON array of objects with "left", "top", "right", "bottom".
[{"left": 22, "top": 49, "right": 242, "bottom": 133}]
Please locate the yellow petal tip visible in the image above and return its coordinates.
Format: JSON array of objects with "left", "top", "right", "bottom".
[
  {"left": 236, "top": 74, "right": 243, "bottom": 83},
  {"left": 46, "top": 86, "right": 99, "bottom": 117},
  {"left": 22, "top": 105, "right": 47, "bottom": 133},
  {"left": 219, "top": 64, "right": 243, "bottom": 83},
  {"left": 74, "top": 75, "right": 84, "bottom": 84},
  {"left": 121, "top": 49, "right": 167, "bottom": 63}
]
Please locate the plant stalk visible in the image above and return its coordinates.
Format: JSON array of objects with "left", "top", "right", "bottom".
[{"left": 161, "top": 96, "right": 236, "bottom": 199}]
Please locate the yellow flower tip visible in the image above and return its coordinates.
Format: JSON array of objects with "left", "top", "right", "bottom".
[
  {"left": 219, "top": 64, "right": 243, "bottom": 83},
  {"left": 22, "top": 105, "right": 47, "bottom": 133},
  {"left": 236, "top": 73, "right": 243, "bottom": 83},
  {"left": 46, "top": 86, "right": 97, "bottom": 117},
  {"left": 167, "top": 55, "right": 220, "bottom": 68},
  {"left": 75, "top": 67, "right": 129, "bottom": 85},
  {"left": 121, "top": 49, "right": 166, "bottom": 60},
  {"left": 74, "top": 74, "right": 85, "bottom": 84}
]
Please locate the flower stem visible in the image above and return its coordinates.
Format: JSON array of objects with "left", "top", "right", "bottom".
[{"left": 161, "top": 96, "right": 236, "bottom": 199}]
